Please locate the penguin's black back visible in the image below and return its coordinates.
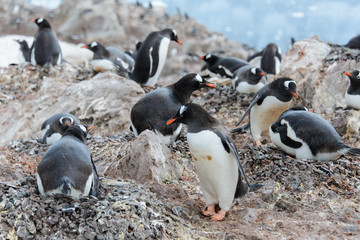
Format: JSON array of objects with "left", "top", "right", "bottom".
[
  {"left": 37, "top": 128, "right": 92, "bottom": 194},
  {"left": 344, "top": 34, "right": 360, "bottom": 50},
  {"left": 261, "top": 43, "right": 281, "bottom": 74}
]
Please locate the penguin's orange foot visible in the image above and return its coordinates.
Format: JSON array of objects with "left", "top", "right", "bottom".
[
  {"left": 210, "top": 210, "right": 226, "bottom": 221},
  {"left": 201, "top": 204, "right": 215, "bottom": 216},
  {"left": 255, "top": 140, "right": 262, "bottom": 146}
]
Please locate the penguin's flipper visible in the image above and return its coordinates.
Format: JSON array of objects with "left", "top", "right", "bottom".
[
  {"left": 90, "top": 154, "right": 99, "bottom": 196},
  {"left": 278, "top": 124, "right": 302, "bottom": 149},
  {"left": 231, "top": 123, "right": 250, "bottom": 133},
  {"left": 247, "top": 51, "right": 263, "bottom": 62},
  {"left": 235, "top": 90, "right": 266, "bottom": 126}
]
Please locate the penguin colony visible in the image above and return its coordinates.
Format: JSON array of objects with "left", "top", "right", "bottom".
[{"left": 13, "top": 14, "right": 358, "bottom": 222}]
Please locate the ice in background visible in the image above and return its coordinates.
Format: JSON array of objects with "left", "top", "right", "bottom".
[{"left": 27, "top": 0, "right": 360, "bottom": 52}]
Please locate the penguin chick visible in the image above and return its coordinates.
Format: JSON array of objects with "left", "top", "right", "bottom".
[
  {"left": 200, "top": 54, "right": 248, "bottom": 79},
  {"left": 247, "top": 43, "right": 281, "bottom": 75},
  {"left": 82, "top": 41, "right": 135, "bottom": 75},
  {"left": 167, "top": 103, "right": 258, "bottom": 221},
  {"left": 232, "top": 77, "right": 300, "bottom": 146},
  {"left": 232, "top": 65, "right": 266, "bottom": 94},
  {"left": 269, "top": 106, "right": 360, "bottom": 160},
  {"left": 129, "top": 28, "right": 182, "bottom": 87},
  {"left": 13, "top": 39, "right": 30, "bottom": 63},
  {"left": 40, "top": 113, "right": 80, "bottom": 145},
  {"left": 30, "top": 18, "right": 62, "bottom": 66},
  {"left": 343, "top": 70, "right": 360, "bottom": 109},
  {"left": 130, "top": 73, "right": 215, "bottom": 144},
  {"left": 37, "top": 124, "right": 99, "bottom": 198}
]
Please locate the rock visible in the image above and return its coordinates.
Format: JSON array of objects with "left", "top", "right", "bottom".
[
  {"left": 16, "top": 226, "right": 30, "bottom": 238},
  {"left": 260, "top": 179, "right": 281, "bottom": 203},
  {"left": 103, "top": 130, "right": 181, "bottom": 183},
  {"left": 274, "top": 198, "right": 298, "bottom": 213},
  {"left": 239, "top": 208, "right": 258, "bottom": 224}
]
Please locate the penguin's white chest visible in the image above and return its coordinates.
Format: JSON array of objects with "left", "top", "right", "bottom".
[
  {"left": 250, "top": 96, "right": 292, "bottom": 141},
  {"left": 345, "top": 92, "right": 360, "bottom": 109},
  {"left": 187, "top": 130, "right": 238, "bottom": 210},
  {"left": 146, "top": 38, "right": 170, "bottom": 86},
  {"left": 234, "top": 80, "right": 264, "bottom": 94}
]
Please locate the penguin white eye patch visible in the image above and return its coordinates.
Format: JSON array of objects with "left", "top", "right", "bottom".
[
  {"left": 205, "top": 54, "right": 211, "bottom": 59},
  {"left": 195, "top": 74, "right": 203, "bottom": 82},
  {"left": 90, "top": 42, "right": 98, "bottom": 48},
  {"left": 251, "top": 67, "right": 257, "bottom": 75},
  {"left": 172, "top": 29, "right": 177, "bottom": 37},
  {"left": 179, "top": 105, "right": 187, "bottom": 116},
  {"left": 79, "top": 125, "right": 87, "bottom": 133},
  {"left": 284, "top": 80, "right": 296, "bottom": 89},
  {"left": 37, "top": 18, "right": 44, "bottom": 23}
]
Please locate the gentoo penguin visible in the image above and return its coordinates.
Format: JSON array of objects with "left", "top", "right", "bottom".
[
  {"left": 247, "top": 43, "right": 281, "bottom": 75},
  {"left": 200, "top": 54, "right": 249, "bottom": 79},
  {"left": 167, "top": 103, "right": 258, "bottom": 221},
  {"left": 82, "top": 41, "right": 135, "bottom": 74},
  {"left": 130, "top": 73, "right": 215, "bottom": 144},
  {"left": 39, "top": 113, "right": 80, "bottom": 145},
  {"left": 30, "top": 18, "right": 62, "bottom": 66},
  {"left": 343, "top": 70, "right": 360, "bottom": 109},
  {"left": 13, "top": 39, "right": 30, "bottom": 63},
  {"left": 129, "top": 28, "right": 182, "bottom": 86},
  {"left": 344, "top": 34, "right": 360, "bottom": 50},
  {"left": 232, "top": 65, "right": 266, "bottom": 94},
  {"left": 37, "top": 124, "right": 99, "bottom": 198},
  {"left": 269, "top": 106, "right": 360, "bottom": 160},
  {"left": 232, "top": 77, "right": 300, "bottom": 146}
]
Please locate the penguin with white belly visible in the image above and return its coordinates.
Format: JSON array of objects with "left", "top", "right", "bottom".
[
  {"left": 232, "top": 65, "right": 266, "bottom": 94},
  {"left": 232, "top": 78, "right": 300, "bottom": 146},
  {"left": 130, "top": 73, "right": 215, "bottom": 144},
  {"left": 343, "top": 70, "right": 360, "bottom": 109},
  {"left": 37, "top": 124, "right": 99, "bottom": 198},
  {"left": 30, "top": 18, "right": 62, "bottom": 66},
  {"left": 129, "top": 28, "right": 182, "bottom": 86},
  {"left": 82, "top": 41, "right": 135, "bottom": 74},
  {"left": 167, "top": 103, "right": 261, "bottom": 221},
  {"left": 269, "top": 106, "right": 360, "bottom": 160},
  {"left": 39, "top": 113, "right": 80, "bottom": 145}
]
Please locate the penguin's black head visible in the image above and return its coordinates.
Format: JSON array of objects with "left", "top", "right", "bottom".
[
  {"left": 81, "top": 41, "right": 102, "bottom": 52},
  {"left": 174, "top": 73, "right": 216, "bottom": 92},
  {"left": 265, "top": 43, "right": 281, "bottom": 54},
  {"left": 344, "top": 70, "right": 360, "bottom": 83},
  {"left": 199, "top": 54, "right": 218, "bottom": 64},
  {"left": 166, "top": 104, "right": 192, "bottom": 125},
  {"left": 63, "top": 124, "right": 94, "bottom": 143},
  {"left": 250, "top": 67, "right": 266, "bottom": 79},
  {"left": 162, "top": 28, "right": 182, "bottom": 45},
  {"left": 135, "top": 41, "right": 143, "bottom": 50},
  {"left": 32, "top": 18, "right": 51, "bottom": 29},
  {"left": 276, "top": 78, "right": 300, "bottom": 100}
]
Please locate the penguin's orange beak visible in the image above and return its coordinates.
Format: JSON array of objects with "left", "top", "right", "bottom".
[
  {"left": 291, "top": 91, "right": 300, "bottom": 99},
  {"left": 166, "top": 118, "right": 177, "bottom": 125},
  {"left": 81, "top": 45, "right": 89, "bottom": 49},
  {"left": 205, "top": 83, "right": 216, "bottom": 88},
  {"left": 88, "top": 125, "right": 94, "bottom": 131},
  {"left": 344, "top": 71, "right": 352, "bottom": 76},
  {"left": 177, "top": 40, "right": 182, "bottom": 45},
  {"left": 31, "top": 19, "right": 36, "bottom": 23},
  {"left": 199, "top": 56, "right": 205, "bottom": 60},
  {"left": 260, "top": 72, "right": 266, "bottom": 76}
]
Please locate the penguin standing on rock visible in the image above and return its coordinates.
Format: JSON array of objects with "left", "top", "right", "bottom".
[
  {"left": 39, "top": 113, "right": 80, "bottom": 145},
  {"left": 37, "top": 124, "right": 99, "bottom": 198},
  {"left": 232, "top": 78, "right": 300, "bottom": 146},
  {"left": 232, "top": 65, "right": 266, "bottom": 94},
  {"left": 167, "top": 103, "right": 261, "bottom": 221},
  {"left": 129, "top": 28, "right": 182, "bottom": 86},
  {"left": 269, "top": 106, "right": 360, "bottom": 160},
  {"left": 247, "top": 43, "right": 281, "bottom": 75},
  {"left": 13, "top": 39, "right": 30, "bottom": 63},
  {"left": 130, "top": 73, "right": 215, "bottom": 144},
  {"left": 82, "top": 41, "right": 135, "bottom": 75},
  {"left": 343, "top": 70, "right": 360, "bottom": 109},
  {"left": 200, "top": 54, "right": 249, "bottom": 79},
  {"left": 30, "top": 18, "right": 62, "bottom": 66}
]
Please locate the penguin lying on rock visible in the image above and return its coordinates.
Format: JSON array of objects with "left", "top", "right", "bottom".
[
  {"left": 37, "top": 124, "right": 99, "bottom": 198},
  {"left": 269, "top": 106, "right": 360, "bottom": 160},
  {"left": 129, "top": 28, "right": 182, "bottom": 87},
  {"left": 167, "top": 103, "right": 261, "bottom": 221},
  {"left": 232, "top": 77, "right": 300, "bottom": 146},
  {"left": 199, "top": 53, "right": 248, "bottom": 79},
  {"left": 82, "top": 41, "right": 135, "bottom": 75},
  {"left": 343, "top": 70, "right": 360, "bottom": 109},
  {"left": 39, "top": 113, "right": 80, "bottom": 145},
  {"left": 30, "top": 18, "right": 62, "bottom": 66},
  {"left": 232, "top": 65, "right": 266, "bottom": 94},
  {"left": 130, "top": 73, "right": 215, "bottom": 144}
]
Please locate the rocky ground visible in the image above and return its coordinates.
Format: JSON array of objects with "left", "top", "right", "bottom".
[{"left": 1, "top": 0, "right": 360, "bottom": 239}]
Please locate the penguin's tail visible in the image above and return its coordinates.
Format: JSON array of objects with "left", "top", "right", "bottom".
[
  {"left": 235, "top": 170, "right": 263, "bottom": 198},
  {"left": 61, "top": 177, "right": 72, "bottom": 196},
  {"left": 346, "top": 146, "right": 360, "bottom": 157},
  {"left": 231, "top": 123, "right": 250, "bottom": 134}
]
